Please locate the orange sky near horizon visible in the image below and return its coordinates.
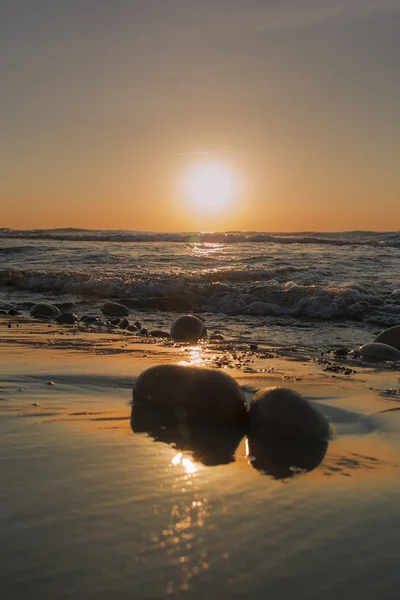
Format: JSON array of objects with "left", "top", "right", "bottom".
[{"left": 1, "top": 1, "right": 399, "bottom": 232}]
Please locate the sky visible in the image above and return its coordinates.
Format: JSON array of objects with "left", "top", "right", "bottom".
[{"left": 0, "top": 0, "right": 399, "bottom": 231}]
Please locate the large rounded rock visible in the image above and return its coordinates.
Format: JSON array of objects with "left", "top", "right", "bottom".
[
  {"left": 101, "top": 302, "right": 129, "bottom": 317},
  {"left": 30, "top": 303, "right": 60, "bottom": 317},
  {"left": 374, "top": 326, "right": 400, "bottom": 350},
  {"left": 249, "top": 387, "right": 332, "bottom": 442},
  {"left": 171, "top": 315, "right": 206, "bottom": 343},
  {"left": 55, "top": 312, "right": 78, "bottom": 325},
  {"left": 359, "top": 342, "right": 400, "bottom": 362},
  {"left": 132, "top": 365, "right": 247, "bottom": 427}
]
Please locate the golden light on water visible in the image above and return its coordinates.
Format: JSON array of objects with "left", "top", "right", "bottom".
[
  {"left": 178, "top": 347, "right": 205, "bottom": 367},
  {"left": 171, "top": 452, "right": 198, "bottom": 474},
  {"left": 181, "top": 158, "right": 241, "bottom": 215}
]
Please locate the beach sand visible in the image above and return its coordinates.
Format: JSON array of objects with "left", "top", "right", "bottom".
[{"left": 1, "top": 316, "right": 400, "bottom": 599}]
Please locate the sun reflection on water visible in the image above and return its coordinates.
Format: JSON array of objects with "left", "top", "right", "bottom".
[
  {"left": 178, "top": 347, "right": 205, "bottom": 367},
  {"left": 171, "top": 452, "right": 198, "bottom": 474}
]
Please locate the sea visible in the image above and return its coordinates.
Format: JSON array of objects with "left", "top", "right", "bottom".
[{"left": 1, "top": 229, "right": 399, "bottom": 350}]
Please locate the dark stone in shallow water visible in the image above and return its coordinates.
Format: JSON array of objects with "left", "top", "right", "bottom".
[
  {"left": 249, "top": 387, "right": 332, "bottom": 442},
  {"left": 82, "top": 316, "right": 100, "bottom": 325},
  {"left": 132, "top": 365, "right": 248, "bottom": 427},
  {"left": 171, "top": 315, "right": 207, "bottom": 343},
  {"left": 8, "top": 308, "right": 21, "bottom": 316},
  {"left": 101, "top": 302, "right": 129, "bottom": 317},
  {"left": 118, "top": 318, "right": 129, "bottom": 329},
  {"left": 0, "top": 309, "right": 8, "bottom": 315},
  {"left": 359, "top": 342, "right": 400, "bottom": 362},
  {"left": 55, "top": 313, "right": 78, "bottom": 325},
  {"left": 133, "top": 320, "right": 142, "bottom": 330},
  {"left": 374, "top": 325, "right": 400, "bottom": 350},
  {"left": 126, "top": 325, "right": 138, "bottom": 332},
  {"left": 30, "top": 303, "right": 60, "bottom": 317},
  {"left": 331, "top": 347, "right": 349, "bottom": 357}
]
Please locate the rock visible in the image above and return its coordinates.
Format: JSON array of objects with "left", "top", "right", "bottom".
[
  {"left": 331, "top": 347, "right": 349, "bottom": 358},
  {"left": 149, "top": 329, "right": 170, "bottom": 339},
  {"left": 82, "top": 316, "right": 100, "bottom": 325},
  {"left": 132, "top": 365, "right": 248, "bottom": 427},
  {"left": 0, "top": 309, "right": 8, "bottom": 315},
  {"left": 210, "top": 333, "right": 225, "bottom": 341},
  {"left": 90, "top": 320, "right": 106, "bottom": 327},
  {"left": 30, "top": 303, "right": 60, "bottom": 317},
  {"left": 359, "top": 342, "right": 400, "bottom": 362},
  {"left": 55, "top": 312, "right": 78, "bottom": 325},
  {"left": 126, "top": 325, "right": 138, "bottom": 332},
  {"left": 249, "top": 387, "right": 332, "bottom": 442},
  {"left": 33, "top": 314, "right": 51, "bottom": 320},
  {"left": 133, "top": 320, "right": 142, "bottom": 329},
  {"left": 249, "top": 344, "right": 258, "bottom": 351},
  {"left": 137, "top": 327, "right": 149, "bottom": 336},
  {"left": 8, "top": 308, "right": 21, "bottom": 316},
  {"left": 374, "top": 325, "right": 400, "bottom": 350},
  {"left": 101, "top": 302, "right": 129, "bottom": 317},
  {"left": 110, "top": 317, "right": 121, "bottom": 326},
  {"left": 118, "top": 318, "right": 130, "bottom": 329},
  {"left": 171, "top": 315, "right": 207, "bottom": 343}
]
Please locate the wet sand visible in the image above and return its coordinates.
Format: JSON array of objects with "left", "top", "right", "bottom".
[{"left": 1, "top": 317, "right": 400, "bottom": 599}]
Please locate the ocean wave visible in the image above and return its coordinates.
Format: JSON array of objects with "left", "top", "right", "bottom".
[
  {"left": 1, "top": 229, "right": 400, "bottom": 248},
  {"left": 1, "top": 268, "right": 398, "bottom": 325}
]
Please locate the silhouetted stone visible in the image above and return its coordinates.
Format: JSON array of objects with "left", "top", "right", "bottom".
[
  {"left": 118, "top": 318, "right": 129, "bottom": 329},
  {"left": 30, "top": 303, "right": 60, "bottom": 317},
  {"left": 249, "top": 387, "right": 332, "bottom": 442},
  {"left": 359, "top": 342, "right": 400, "bottom": 361},
  {"left": 132, "top": 364, "right": 248, "bottom": 427},
  {"left": 101, "top": 302, "right": 129, "bottom": 317},
  {"left": 374, "top": 326, "right": 400, "bottom": 350},
  {"left": 171, "top": 315, "right": 206, "bottom": 343},
  {"left": 55, "top": 312, "right": 78, "bottom": 325}
]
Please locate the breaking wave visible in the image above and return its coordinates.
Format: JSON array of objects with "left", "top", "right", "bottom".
[
  {"left": 1, "top": 229, "right": 400, "bottom": 248},
  {"left": 1, "top": 267, "right": 399, "bottom": 326}
]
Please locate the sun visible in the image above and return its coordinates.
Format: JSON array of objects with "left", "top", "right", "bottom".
[{"left": 181, "top": 159, "right": 240, "bottom": 214}]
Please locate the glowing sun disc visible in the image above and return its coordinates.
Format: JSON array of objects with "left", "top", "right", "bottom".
[{"left": 181, "top": 160, "right": 240, "bottom": 213}]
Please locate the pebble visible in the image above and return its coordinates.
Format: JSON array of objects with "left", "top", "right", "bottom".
[
  {"left": 30, "top": 303, "right": 60, "bottom": 317},
  {"left": 171, "top": 315, "right": 207, "bottom": 343},
  {"left": 359, "top": 342, "right": 400, "bottom": 362},
  {"left": 101, "top": 302, "right": 130, "bottom": 317},
  {"left": 55, "top": 313, "right": 78, "bottom": 325}
]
